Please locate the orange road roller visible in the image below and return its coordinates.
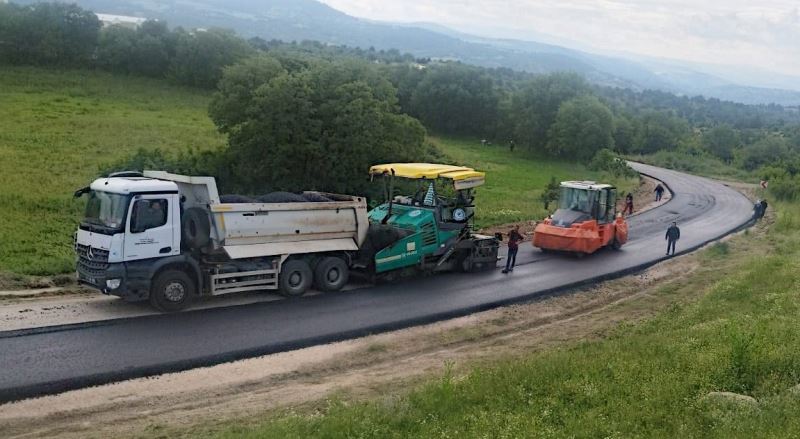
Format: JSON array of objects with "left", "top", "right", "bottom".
[{"left": 533, "top": 181, "right": 628, "bottom": 255}]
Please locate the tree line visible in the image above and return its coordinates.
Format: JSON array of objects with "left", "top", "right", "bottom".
[{"left": 4, "top": 1, "right": 800, "bottom": 197}]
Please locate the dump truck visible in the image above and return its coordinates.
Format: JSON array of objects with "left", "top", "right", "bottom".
[
  {"left": 532, "top": 181, "right": 628, "bottom": 254},
  {"left": 73, "top": 164, "right": 498, "bottom": 311},
  {"left": 73, "top": 171, "right": 369, "bottom": 311}
]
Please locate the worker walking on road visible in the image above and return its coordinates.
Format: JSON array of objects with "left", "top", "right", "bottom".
[
  {"left": 624, "top": 192, "right": 634, "bottom": 216},
  {"left": 665, "top": 221, "right": 680, "bottom": 256},
  {"left": 502, "top": 225, "right": 524, "bottom": 274},
  {"left": 654, "top": 184, "right": 665, "bottom": 202}
]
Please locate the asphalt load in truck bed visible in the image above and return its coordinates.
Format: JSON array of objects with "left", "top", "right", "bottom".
[{"left": 0, "top": 163, "right": 755, "bottom": 402}]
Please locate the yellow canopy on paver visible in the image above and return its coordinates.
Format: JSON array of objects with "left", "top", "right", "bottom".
[{"left": 369, "top": 163, "right": 485, "bottom": 190}]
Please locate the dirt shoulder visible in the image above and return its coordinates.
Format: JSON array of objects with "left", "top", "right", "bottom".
[{"left": 0, "top": 211, "right": 770, "bottom": 439}]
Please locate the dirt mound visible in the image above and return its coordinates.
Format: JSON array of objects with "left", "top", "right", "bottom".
[{"left": 219, "top": 194, "right": 255, "bottom": 203}]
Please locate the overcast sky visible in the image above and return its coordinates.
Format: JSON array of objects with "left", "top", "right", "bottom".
[{"left": 319, "top": 0, "right": 800, "bottom": 77}]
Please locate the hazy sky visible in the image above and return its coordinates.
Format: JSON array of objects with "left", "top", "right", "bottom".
[{"left": 319, "top": 0, "right": 800, "bottom": 76}]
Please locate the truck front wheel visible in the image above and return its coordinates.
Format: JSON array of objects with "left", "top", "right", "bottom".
[
  {"left": 279, "top": 259, "right": 312, "bottom": 297},
  {"left": 150, "top": 269, "right": 195, "bottom": 312},
  {"left": 314, "top": 257, "right": 349, "bottom": 292}
]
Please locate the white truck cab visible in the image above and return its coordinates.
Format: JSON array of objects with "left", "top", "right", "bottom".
[{"left": 75, "top": 174, "right": 185, "bottom": 302}]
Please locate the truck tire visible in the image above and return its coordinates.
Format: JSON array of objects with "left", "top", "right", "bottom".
[
  {"left": 611, "top": 238, "right": 623, "bottom": 250},
  {"left": 182, "top": 207, "right": 210, "bottom": 250},
  {"left": 150, "top": 269, "right": 195, "bottom": 312},
  {"left": 314, "top": 257, "right": 349, "bottom": 292},
  {"left": 279, "top": 259, "right": 312, "bottom": 297}
]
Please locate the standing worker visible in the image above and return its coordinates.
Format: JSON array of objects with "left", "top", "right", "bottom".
[
  {"left": 654, "top": 184, "right": 665, "bottom": 202},
  {"left": 665, "top": 221, "right": 680, "bottom": 256},
  {"left": 624, "top": 192, "right": 634, "bottom": 216},
  {"left": 502, "top": 225, "right": 524, "bottom": 274},
  {"left": 509, "top": 139, "right": 516, "bottom": 152},
  {"left": 753, "top": 199, "right": 763, "bottom": 220}
]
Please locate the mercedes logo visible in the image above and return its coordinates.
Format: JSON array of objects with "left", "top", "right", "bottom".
[{"left": 87, "top": 246, "right": 94, "bottom": 261}]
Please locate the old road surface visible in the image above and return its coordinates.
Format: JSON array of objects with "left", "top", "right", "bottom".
[{"left": 0, "top": 163, "right": 755, "bottom": 403}]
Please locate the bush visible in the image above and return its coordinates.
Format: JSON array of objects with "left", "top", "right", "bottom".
[
  {"left": 99, "top": 147, "right": 231, "bottom": 184},
  {"left": 589, "top": 149, "right": 637, "bottom": 178},
  {"left": 539, "top": 176, "right": 560, "bottom": 210},
  {"left": 769, "top": 175, "right": 800, "bottom": 201}
]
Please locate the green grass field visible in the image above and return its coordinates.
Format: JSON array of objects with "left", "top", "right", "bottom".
[
  {"left": 0, "top": 67, "right": 634, "bottom": 277},
  {"left": 431, "top": 136, "right": 637, "bottom": 228},
  {"left": 0, "top": 66, "right": 224, "bottom": 276}
]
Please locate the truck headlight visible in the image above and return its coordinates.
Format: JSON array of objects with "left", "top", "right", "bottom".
[{"left": 106, "top": 279, "right": 121, "bottom": 290}]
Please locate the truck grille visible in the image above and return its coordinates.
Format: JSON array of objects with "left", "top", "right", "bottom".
[{"left": 76, "top": 244, "right": 109, "bottom": 278}]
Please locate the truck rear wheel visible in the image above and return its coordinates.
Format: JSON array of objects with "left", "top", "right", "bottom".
[
  {"left": 150, "top": 269, "right": 195, "bottom": 312},
  {"left": 314, "top": 257, "right": 349, "bottom": 292},
  {"left": 279, "top": 259, "right": 312, "bottom": 297}
]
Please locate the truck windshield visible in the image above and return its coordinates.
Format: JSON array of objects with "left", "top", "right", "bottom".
[
  {"left": 82, "top": 191, "right": 130, "bottom": 233},
  {"left": 559, "top": 187, "right": 595, "bottom": 214}
]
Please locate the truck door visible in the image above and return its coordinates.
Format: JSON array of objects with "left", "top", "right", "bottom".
[{"left": 124, "top": 194, "right": 180, "bottom": 261}]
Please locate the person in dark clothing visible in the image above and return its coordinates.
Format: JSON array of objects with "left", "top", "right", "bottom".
[
  {"left": 624, "top": 193, "right": 634, "bottom": 216},
  {"left": 753, "top": 200, "right": 764, "bottom": 220},
  {"left": 502, "top": 225, "right": 524, "bottom": 274},
  {"left": 665, "top": 222, "right": 680, "bottom": 256},
  {"left": 654, "top": 184, "right": 665, "bottom": 202},
  {"left": 753, "top": 199, "right": 768, "bottom": 220}
]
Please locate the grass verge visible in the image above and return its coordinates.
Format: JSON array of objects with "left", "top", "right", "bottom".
[
  {"left": 201, "top": 204, "right": 800, "bottom": 438},
  {"left": 630, "top": 150, "right": 755, "bottom": 183}
]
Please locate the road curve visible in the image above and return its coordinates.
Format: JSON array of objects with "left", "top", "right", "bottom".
[{"left": 0, "top": 164, "right": 755, "bottom": 403}]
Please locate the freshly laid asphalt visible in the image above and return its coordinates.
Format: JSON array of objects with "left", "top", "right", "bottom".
[{"left": 0, "top": 163, "right": 755, "bottom": 403}]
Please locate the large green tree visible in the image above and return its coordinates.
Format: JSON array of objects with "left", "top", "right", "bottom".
[
  {"left": 96, "top": 25, "right": 137, "bottom": 73},
  {"left": 633, "top": 110, "right": 689, "bottom": 154},
  {"left": 408, "top": 63, "right": 500, "bottom": 137},
  {"left": 702, "top": 124, "right": 739, "bottom": 163},
  {"left": 737, "top": 135, "right": 791, "bottom": 171},
  {"left": 0, "top": 2, "right": 100, "bottom": 67},
  {"left": 510, "top": 72, "right": 589, "bottom": 152},
  {"left": 209, "top": 57, "right": 427, "bottom": 194},
  {"left": 169, "top": 28, "right": 254, "bottom": 88},
  {"left": 547, "top": 95, "right": 615, "bottom": 160}
]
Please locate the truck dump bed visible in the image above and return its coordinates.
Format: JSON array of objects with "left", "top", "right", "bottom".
[
  {"left": 211, "top": 195, "right": 368, "bottom": 259},
  {"left": 143, "top": 171, "right": 368, "bottom": 260}
]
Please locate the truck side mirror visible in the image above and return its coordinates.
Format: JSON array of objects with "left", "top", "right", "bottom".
[{"left": 73, "top": 187, "right": 89, "bottom": 198}]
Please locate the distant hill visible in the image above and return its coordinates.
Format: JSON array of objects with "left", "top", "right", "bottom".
[{"left": 16, "top": 0, "right": 800, "bottom": 106}]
